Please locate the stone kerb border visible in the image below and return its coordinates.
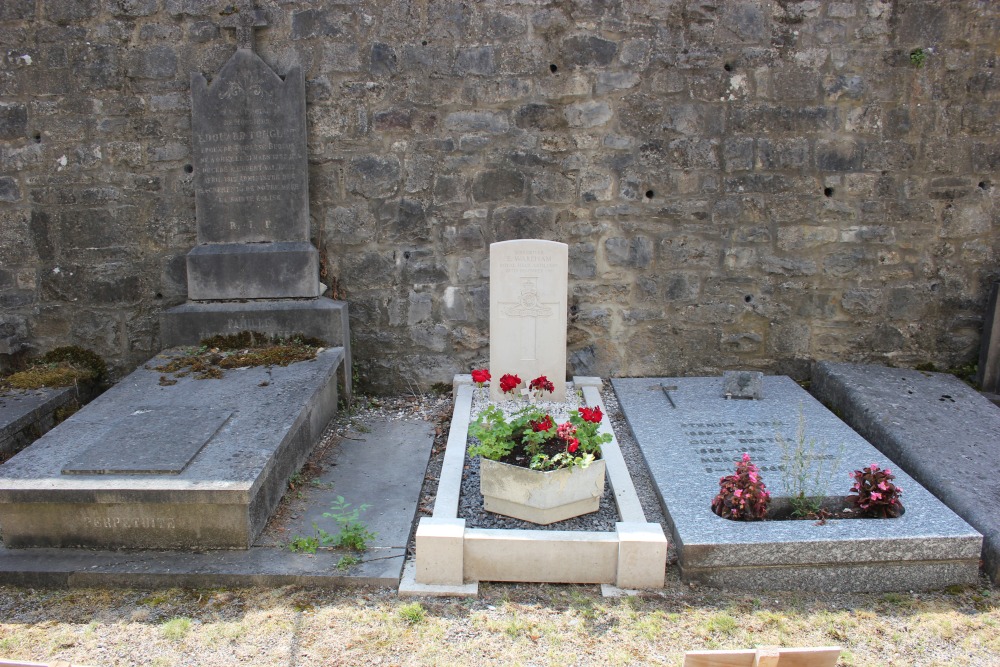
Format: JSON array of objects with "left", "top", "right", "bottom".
[{"left": 403, "top": 376, "right": 667, "bottom": 596}]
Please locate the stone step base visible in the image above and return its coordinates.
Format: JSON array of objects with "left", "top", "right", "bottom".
[{"left": 186, "top": 241, "right": 319, "bottom": 300}]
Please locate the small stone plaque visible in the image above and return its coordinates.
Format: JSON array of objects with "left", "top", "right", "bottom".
[
  {"left": 722, "top": 370, "right": 764, "bottom": 400},
  {"left": 489, "top": 240, "right": 568, "bottom": 402},
  {"left": 62, "top": 407, "right": 232, "bottom": 475},
  {"left": 191, "top": 50, "right": 309, "bottom": 245}
]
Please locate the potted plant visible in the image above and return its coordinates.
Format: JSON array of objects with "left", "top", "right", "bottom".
[{"left": 468, "top": 398, "right": 612, "bottom": 524}]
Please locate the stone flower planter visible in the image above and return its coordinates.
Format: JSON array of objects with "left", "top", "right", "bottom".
[{"left": 480, "top": 457, "right": 606, "bottom": 524}]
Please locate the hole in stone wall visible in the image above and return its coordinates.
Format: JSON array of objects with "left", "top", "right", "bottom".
[
  {"left": 979, "top": 180, "right": 991, "bottom": 190},
  {"left": 421, "top": 40, "right": 428, "bottom": 46},
  {"left": 824, "top": 187, "right": 834, "bottom": 197},
  {"left": 33, "top": 133, "right": 41, "bottom": 143},
  {"left": 403, "top": 251, "right": 411, "bottom": 260},
  {"left": 724, "top": 62, "right": 733, "bottom": 71},
  {"left": 645, "top": 189, "right": 655, "bottom": 199},
  {"left": 184, "top": 164, "right": 193, "bottom": 173},
  {"left": 549, "top": 63, "right": 558, "bottom": 73},
  {"left": 155, "top": 292, "right": 163, "bottom": 299},
  {"left": 744, "top": 294, "right": 753, "bottom": 303}
]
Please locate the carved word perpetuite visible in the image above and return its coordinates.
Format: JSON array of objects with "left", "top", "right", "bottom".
[{"left": 83, "top": 515, "right": 177, "bottom": 530}]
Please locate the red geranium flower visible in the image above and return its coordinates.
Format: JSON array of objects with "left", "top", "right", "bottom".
[
  {"left": 531, "top": 415, "right": 554, "bottom": 432},
  {"left": 499, "top": 373, "right": 521, "bottom": 394},
  {"left": 529, "top": 375, "right": 555, "bottom": 394},
  {"left": 471, "top": 368, "right": 491, "bottom": 385},
  {"left": 567, "top": 438, "right": 580, "bottom": 454},
  {"left": 578, "top": 406, "right": 603, "bottom": 424}
]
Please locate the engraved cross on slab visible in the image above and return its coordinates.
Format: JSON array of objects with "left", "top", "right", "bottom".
[
  {"left": 220, "top": 0, "right": 268, "bottom": 52},
  {"left": 501, "top": 277, "right": 557, "bottom": 361}
]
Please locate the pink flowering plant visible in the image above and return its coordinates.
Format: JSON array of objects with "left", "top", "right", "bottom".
[
  {"left": 711, "top": 453, "right": 771, "bottom": 521},
  {"left": 849, "top": 464, "right": 903, "bottom": 518},
  {"left": 469, "top": 404, "right": 610, "bottom": 471}
]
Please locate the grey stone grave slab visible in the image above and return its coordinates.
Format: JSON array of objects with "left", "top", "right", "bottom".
[
  {"left": 0, "top": 348, "right": 342, "bottom": 549},
  {"left": 61, "top": 407, "right": 232, "bottom": 475},
  {"left": 0, "top": 387, "right": 77, "bottom": 459},
  {"left": 0, "top": 416, "right": 436, "bottom": 588},
  {"left": 812, "top": 361, "right": 1000, "bottom": 583},
  {"left": 612, "top": 376, "right": 982, "bottom": 591}
]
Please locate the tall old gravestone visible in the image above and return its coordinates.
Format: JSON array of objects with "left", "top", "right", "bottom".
[
  {"left": 162, "top": 2, "right": 350, "bottom": 396},
  {"left": 489, "top": 240, "right": 568, "bottom": 402}
]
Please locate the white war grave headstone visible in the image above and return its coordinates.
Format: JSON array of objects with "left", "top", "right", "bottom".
[{"left": 489, "top": 240, "right": 568, "bottom": 402}]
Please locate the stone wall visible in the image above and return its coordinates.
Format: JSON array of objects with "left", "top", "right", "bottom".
[{"left": 1, "top": 0, "right": 997, "bottom": 392}]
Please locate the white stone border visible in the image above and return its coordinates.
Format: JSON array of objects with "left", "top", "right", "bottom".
[{"left": 401, "top": 376, "right": 667, "bottom": 596}]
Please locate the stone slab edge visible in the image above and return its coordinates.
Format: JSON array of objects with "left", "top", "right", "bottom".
[
  {"left": 811, "top": 361, "right": 1000, "bottom": 582},
  {"left": 0, "top": 544, "right": 404, "bottom": 588},
  {"left": 0, "top": 387, "right": 76, "bottom": 451}
]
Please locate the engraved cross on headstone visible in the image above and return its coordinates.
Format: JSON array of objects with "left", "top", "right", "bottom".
[
  {"left": 500, "top": 277, "right": 558, "bottom": 361},
  {"left": 220, "top": 0, "right": 268, "bottom": 52}
]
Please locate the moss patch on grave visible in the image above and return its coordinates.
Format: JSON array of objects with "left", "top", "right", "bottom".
[
  {"left": 151, "top": 331, "right": 326, "bottom": 382},
  {"left": 2, "top": 346, "right": 107, "bottom": 391}
]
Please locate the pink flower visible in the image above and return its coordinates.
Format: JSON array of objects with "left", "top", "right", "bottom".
[
  {"left": 748, "top": 472, "right": 758, "bottom": 484},
  {"left": 869, "top": 463, "right": 878, "bottom": 471},
  {"left": 870, "top": 491, "right": 882, "bottom": 501},
  {"left": 878, "top": 481, "right": 889, "bottom": 491},
  {"left": 734, "top": 489, "right": 743, "bottom": 498},
  {"left": 557, "top": 422, "right": 577, "bottom": 440}
]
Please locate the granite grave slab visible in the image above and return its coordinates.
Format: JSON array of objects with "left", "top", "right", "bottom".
[
  {"left": 613, "top": 376, "right": 982, "bottom": 591},
  {"left": 489, "top": 240, "right": 568, "bottom": 402},
  {"left": 812, "top": 361, "right": 1000, "bottom": 583},
  {"left": 0, "top": 348, "right": 342, "bottom": 549}
]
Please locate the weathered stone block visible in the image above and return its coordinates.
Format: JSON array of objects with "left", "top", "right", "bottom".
[
  {"left": 472, "top": 168, "right": 524, "bottom": 202},
  {"left": 347, "top": 155, "right": 401, "bottom": 198},
  {"left": 0, "top": 177, "right": 20, "bottom": 202},
  {"left": 0, "top": 103, "right": 27, "bottom": 140},
  {"left": 127, "top": 44, "right": 178, "bottom": 80},
  {"left": 605, "top": 237, "right": 653, "bottom": 268},
  {"left": 561, "top": 34, "right": 618, "bottom": 67},
  {"left": 185, "top": 242, "right": 320, "bottom": 300},
  {"left": 45, "top": 0, "right": 99, "bottom": 22}
]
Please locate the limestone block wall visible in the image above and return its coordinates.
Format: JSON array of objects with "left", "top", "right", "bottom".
[{"left": 0, "top": 0, "right": 997, "bottom": 392}]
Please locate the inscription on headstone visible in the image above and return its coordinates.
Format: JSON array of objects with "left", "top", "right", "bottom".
[
  {"left": 191, "top": 52, "right": 309, "bottom": 244},
  {"left": 490, "top": 240, "right": 568, "bottom": 401}
]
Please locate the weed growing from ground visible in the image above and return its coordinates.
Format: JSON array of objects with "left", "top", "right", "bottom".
[
  {"left": 320, "top": 495, "right": 376, "bottom": 551},
  {"left": 398, "top": 602, "right": 426, "bottom": 625},
  {"left": 160, "top": 617, "right": 192, "bottom": 640}
]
